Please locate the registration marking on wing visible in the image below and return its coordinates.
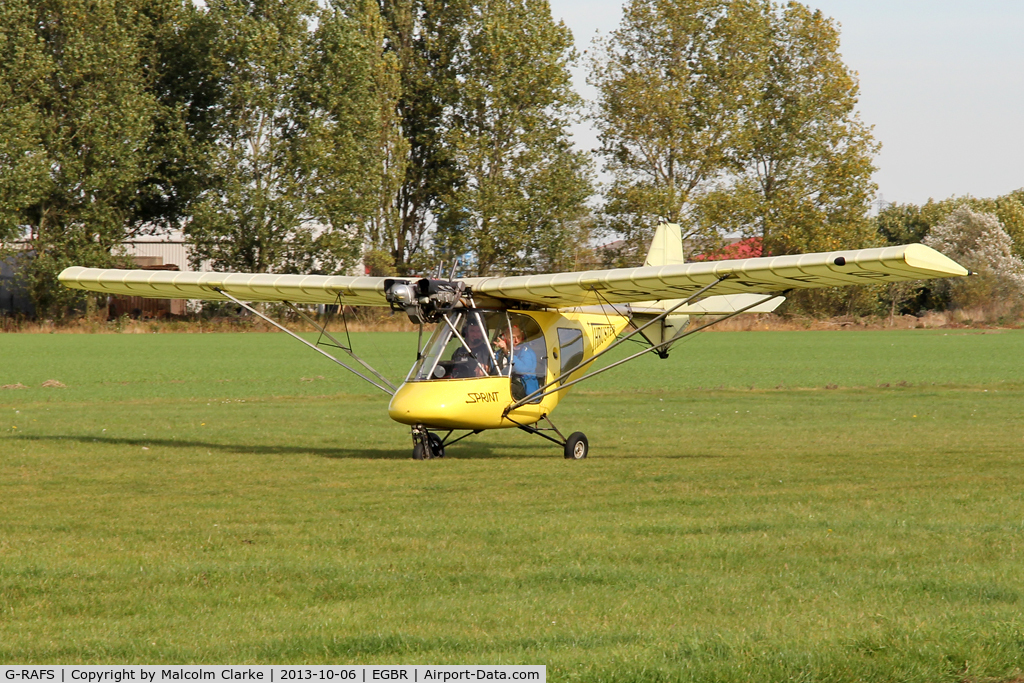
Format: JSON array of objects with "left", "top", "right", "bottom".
[{"left": 590, "top": 323, "right": 617, "bottom": 348}]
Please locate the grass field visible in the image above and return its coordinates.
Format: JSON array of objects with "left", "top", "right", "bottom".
[{"left": 2, "top": 329, "right": 1024, "bottom": 681}]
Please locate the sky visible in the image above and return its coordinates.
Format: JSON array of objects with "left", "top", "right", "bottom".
[{"left": 547, "top": 0, "right": 1024, "bottom": 207}]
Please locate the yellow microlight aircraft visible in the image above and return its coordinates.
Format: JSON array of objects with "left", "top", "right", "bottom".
[{"left": 59, "top": 225, "right": 968, "bottom": 460}]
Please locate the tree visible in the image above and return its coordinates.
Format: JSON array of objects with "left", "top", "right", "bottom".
[
  {"left": 436, "top": 0, "right": 593, "bottom": 276},
  {"left": 923, "top": 207, "right": 1024, "bottom": 310},
  {"left": 132, "top": 0, "right": 225, "bottom": 234},
  {"left": 590, "top": 0, "right": 879, "bottom": 268},
  {"left": 872, "top": 193, "right": 1024, "bottom": 318},
  {"left": 877, "top": 191, "right": 1024, "bottom": 257},
  {"left": 729, "top": 2, "right": 881, "bottom": 316},
  {"left": 378, "top": 0, "right": 468, "bottom": 275},
  {"left": 184, "top": 0, "right": 379, "bottom": 274},
  {"left": 724, "top": 2, "right": 879, "bottom": 256},
  {"left": 0, "top": 0, "right": 51, "bottom": 243},
  {"left": 589, "top": 0, "right": 763, "bottom": 264},
  {"left": 5, "top": 0, "right": 170, "bottom": 317},
  {"left": 1, "top": 0, "right": 221, "bottom": 316},
  {"left": 875, "top": 202, "right": 933, "bottom": 246},
  {"left": 359, "top": 0, "right": 408, "bottom": 276}
]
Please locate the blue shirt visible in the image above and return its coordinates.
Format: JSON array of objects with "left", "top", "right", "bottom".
[{"left": 512, "top": 345, "right": 539, "bottom": 395}]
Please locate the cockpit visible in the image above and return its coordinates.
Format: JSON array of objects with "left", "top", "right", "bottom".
[{"left": 409, "top": 310, "right": 548, "bottom": 401}]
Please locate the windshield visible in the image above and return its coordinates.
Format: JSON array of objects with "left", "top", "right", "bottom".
[
  {"left": 410, "top": 310, "right": 508, "bottom": 381},
  {"left": 408, "top": 311, "right": 548, "bottom": 403}
]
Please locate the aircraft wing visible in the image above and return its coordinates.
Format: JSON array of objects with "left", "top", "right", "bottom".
[
  {"left": 462, "top": 243, "right": 968, "bottom": 308},
  {"left": 58, "top": 267, "right": 391, "bottom": 306},
  {"left": 60, "top": 243, "right": 966, "bottom": 310}
]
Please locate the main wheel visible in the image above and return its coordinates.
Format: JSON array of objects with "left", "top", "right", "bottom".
[
  {"left": 428, "top": 432, "right": 445, "bottom": 459},
  {"left": 564, "top": 432, "right": 588, "bottom": 460}
]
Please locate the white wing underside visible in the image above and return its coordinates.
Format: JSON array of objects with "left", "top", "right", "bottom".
[{"left": 59, "top": 243, "right": 967, "bottom": 309}]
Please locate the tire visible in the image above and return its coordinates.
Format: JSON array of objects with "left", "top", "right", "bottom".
[
  {"left": 412, "top": 442, "right": 427, "bottom": 460},
  {"left": 564, "top": 432, "right": 588, "bottom": 460},
  {"left": 427, "top": 432, "right": 445, "bottom": 459}
]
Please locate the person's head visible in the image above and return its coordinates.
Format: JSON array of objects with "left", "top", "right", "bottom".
[
  {"left": 464, "top": 322, "right": 484, "bottom": 343},
  {"left": 499, "top": 324, "right": 524, "bottom": 345}
]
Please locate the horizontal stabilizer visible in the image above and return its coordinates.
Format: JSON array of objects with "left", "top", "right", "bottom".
[{"left": 672, "top": 293, "right": 785, "bottom": 315}]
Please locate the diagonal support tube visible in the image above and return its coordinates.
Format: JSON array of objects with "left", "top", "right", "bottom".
[
  {"left": 214, "top": 289, "right": 395, "bottom": 396},
  {"left": 283, "top": 301, "right": 397, "bottom": 392},
  {"left": 505, "top": 289, "right": 782, "bottom": 411},
  {"left": 506, "top": 275, "right": 730, "bottom": 410}
]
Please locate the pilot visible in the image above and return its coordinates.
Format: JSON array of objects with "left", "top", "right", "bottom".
[
  {"left": 452, "top": 320, "right": 492, "bottom": 377},
  {"left": 494, "top": 324, "right": 539, "bottom": 397}
]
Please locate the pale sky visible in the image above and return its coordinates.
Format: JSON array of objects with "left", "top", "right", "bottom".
[{"left": 548, "top": 0, "right": 1024, "bottom": 207}]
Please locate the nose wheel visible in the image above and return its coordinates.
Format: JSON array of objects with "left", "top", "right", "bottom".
[{"left": 411, "top": 426, "right": 445, "bottom": 460}]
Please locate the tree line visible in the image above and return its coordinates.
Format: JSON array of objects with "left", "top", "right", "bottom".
[{"left": 1, "top": 0, "right": 1021, "bottom": 319}]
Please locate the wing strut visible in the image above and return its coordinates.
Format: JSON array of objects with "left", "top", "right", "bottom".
[
  {"left": 282, "top": 301, "right": 397, "bottom": 392},
  {"left": 505, "top": 275, "right": 728, "bottom": 410},
  {"left": 504, "top": 286, "right": 782, "bottom": 412},
  {"left": 214, "top": 289, "right": 396, "bottom": 396}
]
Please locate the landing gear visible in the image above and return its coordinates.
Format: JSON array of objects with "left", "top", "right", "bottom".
[
  {"left": 412, "top": 426, "right": 445, "bottom": 459},
  {"left": 564, "top": 432, "right": 588, "bottom": 460},
  {"left": 410, "top": 420, "right": 587, "bottom": 460},
  {"left": 503, "top": 414, "right": 588, "bottom": 461},
  {"left": 427, "top": 432, "right": 445, "bottom": 459}
]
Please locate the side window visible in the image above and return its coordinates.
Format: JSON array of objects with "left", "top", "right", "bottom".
[
  {"left": 557, "top": 327, "right": 584, "bottom": 383},
  {"left": 506, "top": 314, "right": 547, "bottom": 403}
]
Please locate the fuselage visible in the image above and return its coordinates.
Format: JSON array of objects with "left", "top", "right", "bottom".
[{"left": 388, "top": 308, "right": 630, "bottom": 430}]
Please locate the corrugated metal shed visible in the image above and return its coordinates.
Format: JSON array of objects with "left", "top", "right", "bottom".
[
  {"left": 122, "top": 241, "right": 214, "bottom": 272},
  {"left": 0, "top": 248, "right": 35, "bottom": 316}
]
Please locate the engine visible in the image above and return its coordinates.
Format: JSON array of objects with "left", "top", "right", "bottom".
[{"left": 384, "top": 278, "right": 465, "bottom": 324}]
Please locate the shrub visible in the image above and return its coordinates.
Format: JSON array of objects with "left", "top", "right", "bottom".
[{"left": 923, "top": 206, "right": 1024, "bottom": 310}]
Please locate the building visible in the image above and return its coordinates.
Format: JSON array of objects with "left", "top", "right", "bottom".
[
  {"left": 1, "top": 235, "right": 213, "bottom": 318},
  {"left": 0, "top": 246, "right": 35, "bottom": 316}
]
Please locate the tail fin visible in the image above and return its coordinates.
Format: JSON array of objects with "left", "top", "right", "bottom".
[
  {"left": 644, "top": 223, "right": 685, "bottom": 267},
  {"left": 636, "top": 224, "right": 689, "bottom": 357}
]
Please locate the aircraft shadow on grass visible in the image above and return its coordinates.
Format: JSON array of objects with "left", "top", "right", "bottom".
[
  {"left": 13, "top": 434, "right": 727, "bottom": 460},
  {"left": 12, "top": 434, "right": 551, "bottom": 460}
]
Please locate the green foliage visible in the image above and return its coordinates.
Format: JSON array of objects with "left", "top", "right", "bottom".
[
  {"left": 590, "top": 0, "right": 879, "bottom": 266},
  {"left": 725, "top": 2, "right": 879, "bottom": 257},
  {"left": 875, "top": 202, "right": 933, "bottom": 245},
  {"left": 589, "top": 0, "right": 760, "bottom": 264},
  {"left": 363, "top": 248, "right": 398, "bottom": 276},
  {"left": 873, "top": 191, "right": 1024, "bottom": 316},
  {"left": 877, "top": 190, "right": 1024, "bottom": 259},
  {"left": 436, "top": 0, "right": 593, "bottom": 276},
  {"left": 133, "top": 0, "right": 226, "bottom": 232},
  {"left": 0, "top": 0, "right": 51, "bottom": 242},
  {"left": 357, "top": 0, "right": 409, "bottom": 272},
  {"left": 2, "top": 0, "right": 167, "bottom": 317},
  {"left": 183, "top": 0, "right": 379, "bottom": 275},
  {"left": 378, "top": 0, "right": 468, "bottom": 275}
]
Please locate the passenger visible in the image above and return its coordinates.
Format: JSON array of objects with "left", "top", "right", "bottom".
[
  {"left": 494, "top": 324, "right": 539, "bottom": 397},
  {"left": 452, "top": 320, "right": 492, "bottom": 377}
]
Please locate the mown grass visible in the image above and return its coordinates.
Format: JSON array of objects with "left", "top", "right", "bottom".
[{"left": 2, "top": 329, "right": 1024, "bottom": 681}]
